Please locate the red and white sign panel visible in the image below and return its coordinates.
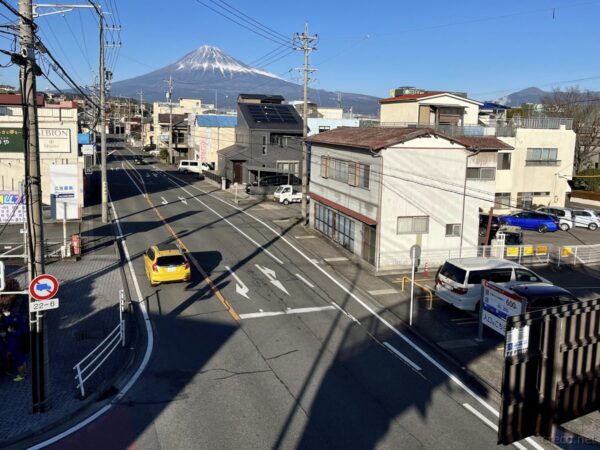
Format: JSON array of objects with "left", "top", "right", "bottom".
[
  {"left": 29, "top": 274, "right": 59, "bottom": 301},
  {"left": 482, "top": 280, "right": 525, "bottom": 336}
]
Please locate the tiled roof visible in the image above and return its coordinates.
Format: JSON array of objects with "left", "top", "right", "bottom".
[
  {"left": 452, "top": 136, "right": 513, "bottom": 150},
  {"left": 306, "top": 127, "right": 513, "bottom": 151},
  {"left": 379, "top": 91, "right": 446, "bottom": 104},
  {"left": 0, "top": 93, "right": 44, "bottom": 106}
]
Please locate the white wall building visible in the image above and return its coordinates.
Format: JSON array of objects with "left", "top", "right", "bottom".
[
  {"left": 378, "top": 92, "right": 577, "bottom": 211},
  {"left": 307, "top": 118, "right": 360, "bottom": 136},
  {"left": 0, "top": 96, "right": 83, "bottom": 217},
  {"left": 307, "top": 127, "right": 512, "bottom": 270}
]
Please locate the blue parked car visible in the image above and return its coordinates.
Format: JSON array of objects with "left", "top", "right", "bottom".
[{"left": 499, "top": 211, "right": 559, "bottom": 233}]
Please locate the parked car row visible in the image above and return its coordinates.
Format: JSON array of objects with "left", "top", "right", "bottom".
[
  {"left": 536, "top": 206, "right": 600, "bottom": 231},
  {"left": 435, "top": 257, "right": 578, "bottom": 313}
]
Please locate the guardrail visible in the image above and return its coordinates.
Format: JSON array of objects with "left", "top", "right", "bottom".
[
  {"left": 398, "top": 276, "right": 434, "bottom": 310},
  {"left": 73, "top": 290, "right": 126, "bottom": 398},
  {"left": 556, "top": 244, "right": 600, "bottom": 267}
]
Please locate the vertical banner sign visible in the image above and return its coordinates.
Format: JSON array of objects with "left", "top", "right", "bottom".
[
  {"left": 0, "top": 192, "right": 25, "bottom": 223},
  {"left": 50, "top": 164, "right": 79, "bottom": 220}
]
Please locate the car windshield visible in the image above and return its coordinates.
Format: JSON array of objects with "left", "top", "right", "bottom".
[
  {"left": 527, "top": 293, "right": 578, "bottom": 310},
  {"left": 439, "top": 262, "right": 466, "bottom": 284},
  {"left": 275, "top": 186, "right": 285, "bottom": 194},
  {"left": 156, "top": 255, "right": 185, "bottom": 267}
]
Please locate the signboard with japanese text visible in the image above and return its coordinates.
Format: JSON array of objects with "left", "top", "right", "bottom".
[
  {"left": 0, "top": 191, "right": 25, "bottom": 223},
  {"left": 505, "top": 325, "right": 530, "bottom": 357},
  {"left": 39, "top": 128, "right": 71, "bottom": 153},
  {"left": 482, "top": 280, "right": 525, "bottom": 336},
  {"left": 50, "top": 164, "right": 79, "bottom": 219},
  {"left": 0, "top": 128, "right": 24, "bottom": 153}
]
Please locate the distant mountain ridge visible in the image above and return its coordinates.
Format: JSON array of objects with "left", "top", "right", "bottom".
[
  {"left": 496, "top": 87, "right": 549, "bottom": 106},
  {"left": 109, "top": 45, "right": 380, "bottom": 115}
]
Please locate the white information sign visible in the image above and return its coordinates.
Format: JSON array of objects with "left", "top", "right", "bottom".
[
  {"left": 39, "top": 128, "right": 71, "bottom": 153},
  {"left": 482, "top": 281, "right": 525, "bottom": 336},
  {"left": 81, "top": 144, "right": 95, "bottom": 155},
  {"left": 29, "top": 298, "right": 59, "bottom": 312},
  {"left": 505, "top": 325, "right": 530, "bottom": 357}
]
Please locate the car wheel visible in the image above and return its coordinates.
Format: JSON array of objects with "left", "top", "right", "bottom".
[
  {"left": 283, "top": 199, "right": 290, "bottom": 205},
  {"left": 589, "top": 223, "right": 598, "bottom": 231},
  {"left": 538, "top": 224, "right": 548, "bottom": 233},
  {"left": 560, "top": 223, "right": 570, "bottom": 231}
]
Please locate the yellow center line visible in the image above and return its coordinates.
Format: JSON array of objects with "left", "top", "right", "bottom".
[{"left": 122, "top": 159, "right": 240, "bottom": 321}]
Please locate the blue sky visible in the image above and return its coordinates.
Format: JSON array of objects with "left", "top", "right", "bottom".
[{"left": 2, "top": 0, "right": 600, "bottom": 100}]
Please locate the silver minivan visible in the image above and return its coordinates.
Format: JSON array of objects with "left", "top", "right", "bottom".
[
  {"left": 537, "top": 207, "right": 573, "bottom": 231},
  {"left": 435, "top": 258, "right": 549, "bottom": 311}
]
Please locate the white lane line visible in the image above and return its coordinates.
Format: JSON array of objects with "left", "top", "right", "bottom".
[
  {"left": 272, "top": 219, "right": 290, "bottom": 223},
  {"left": 161, "top": 196, "right": 168, "bottom": 205},
  {"left": 140, "top": 156, "right": 547, "bottom": 450},
  {"left": 295, "top": 235, "right": 316, "bottom": 239},
  {"left": 30, "top": 194, "right": 154, "bottom": 449},
  {"left": 324, "top": 257, "right": 348, "bottom": 262},
  {"left": 383, "top": 342, "right": 422, "bottom": 371},
  {"left": 156, "top": 169, "right": 284, "bottom": 265},
  {"left": 462, "top": 403, "right": 527, "bottom": 450},
  {"left": 368, "top": 289, "right": 400, "bottom": 296},
  {"left": 239, "top": 305, "right": 335, "bottom": 320},
  {"left": 330, "top": 301, "right": 361, "bottom": 325},
  {"left": 225, "top": 265, "right": 250, "bottom": 300},
  {"left": 296, "top": 273, "right": 315, "bottom": 288}
]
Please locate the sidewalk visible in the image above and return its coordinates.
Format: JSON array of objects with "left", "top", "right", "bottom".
[
  {"left": 209, "top": 183, "right": 600, "bottom": 447},
  {"left": 0, "top": 192, "right": 135, "bottom": 447}
]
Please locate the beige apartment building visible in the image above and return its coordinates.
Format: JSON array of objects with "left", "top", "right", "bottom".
[{"left": 378, "top": 89, "right": 576, "bottom": 212}]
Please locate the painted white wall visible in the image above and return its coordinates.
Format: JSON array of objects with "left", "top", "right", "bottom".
[
  {"left": 378, "top": 135, "right": 492, "bottom": 269},
  {"left": 380, "top": 94, "right": 481, "bottom": 125},
  {"left": 495, "top": 127, "right": 576, "bottom": 212},
  {"left": 419, "top": 95, "right": 480, "bottom": 125},
  {"left": 192, "top": 125, "right": 235, "bottom": 168},
  {"left": 317, "top": 107, "right": 344, "bottom": 119},
  {"left": 0, "top": 107, "right": 82, "bottom": 206}
]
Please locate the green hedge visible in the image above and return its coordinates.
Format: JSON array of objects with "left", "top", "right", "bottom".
[{"left": 575, "top": 169, "right": 600, "bottom": 191}]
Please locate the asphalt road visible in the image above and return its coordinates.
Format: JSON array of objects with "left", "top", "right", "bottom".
[{"left": 41, "top": 144, "right": 545, "bottom": 449}]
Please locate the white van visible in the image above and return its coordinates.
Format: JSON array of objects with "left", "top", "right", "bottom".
[
  {"left": 178, "top": 160, "right": 201, "bottom": 174},
  {"left": 435, "top": 258, "right": 549, "bottom": 311}
]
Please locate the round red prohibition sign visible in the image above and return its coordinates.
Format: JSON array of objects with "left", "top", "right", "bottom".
[{"left": 29, "top": 274, "right": 59, "bottom": 301}]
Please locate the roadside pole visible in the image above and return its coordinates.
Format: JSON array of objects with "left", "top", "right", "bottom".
[
  {"left": 19, "top": 0, "right": 48, "bottom": 413},
  {"left": 410, "top": 247, "right": 415, "bottom": 326},
  {"left": 98, "top": 5, "right": 108, "bottom": 223}
]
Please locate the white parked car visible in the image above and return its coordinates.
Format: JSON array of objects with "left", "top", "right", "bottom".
[
  {"left": 435, "top": 258, "right": 550, "bottom": 312},
  {"left": 148, "top": 149, "right": 160, "bottom": 157},
  {"left": 536, "top": 206, "right": 574, "bottom": 231},
  {"left": 178, "top": 160, "right": 201, "bottom": 174},
  {"left": 571, "top": 209, "right": 600, "bottom": 230}
]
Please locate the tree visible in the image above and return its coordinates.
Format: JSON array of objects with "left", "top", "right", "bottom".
[{"left": 541, "top": 87, "right": 600, "bottom": 173}]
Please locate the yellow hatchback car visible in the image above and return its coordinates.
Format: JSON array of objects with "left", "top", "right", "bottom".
[{"left": 144, "top": 244, "right": 191, "bottom": 286}]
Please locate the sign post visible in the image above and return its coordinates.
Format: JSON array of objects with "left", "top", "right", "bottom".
[{"left": 409, "top": 244, "right": 421, "bottom": 326}]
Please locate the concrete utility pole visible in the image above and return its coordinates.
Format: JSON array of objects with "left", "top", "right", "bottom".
[
  {"left": 137, "top": 89, "right": 143, "bottom": 147},
  {"left": 166, "top": 75, "right": 173, "bottom": 164},
  {"left": 294, "top": 24, "right": 317, "bottom": 226},
  {"left": 19, "top": 0, "right": 48, "bottom": 413},
  {"left": 98, "top": 6, "right": 108, "bottom": 223}
]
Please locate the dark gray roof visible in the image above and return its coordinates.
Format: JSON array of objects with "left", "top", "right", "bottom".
[
  {"left": 238, "top": 94, "right": 285, "bottom": 103},
  {"left": 238, "top": 102, "right": 303, "bottom": 131},
  {"left": 218, "top": 144, "right": 249, "bottom": 160}
]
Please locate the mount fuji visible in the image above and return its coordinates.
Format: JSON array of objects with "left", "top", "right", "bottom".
[{"left": 109, "top": 45, "right": 380, "bottom": 115}]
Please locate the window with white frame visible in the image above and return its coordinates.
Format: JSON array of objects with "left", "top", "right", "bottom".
[
  {"left": 445, "top": 224, "right": 461, "bottom": 237},
  {"left": 526, "top": 148, "right": 559, "bottom": 165},
  {"left": 320, "top": 156, "right": 370, "bottom": 189},
  {"left": 494, "top": 192, "right": 511, "bottom": 209},
  {"left": 397, "top": 216, "right": 429, "bottom": 234},
  {"left": 466, "top": 167, "right": 496, "bottom": 180}
]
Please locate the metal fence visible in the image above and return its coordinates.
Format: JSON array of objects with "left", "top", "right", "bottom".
[
  {"left": 556, "top": 243, "right": 600, "bottom": 267},
  {"left": 73, "top": 290, "right": 126, "bottom": 398}
]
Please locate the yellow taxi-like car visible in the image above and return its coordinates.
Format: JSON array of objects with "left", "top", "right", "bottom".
[{"left": 144, "top": 244, "right": 191, "bottom": 286}]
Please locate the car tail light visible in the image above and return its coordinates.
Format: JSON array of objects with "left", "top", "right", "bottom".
[
  {"left": 184, "top": 261, "right": 190, "bottom": 270},
  {"left": 152, "top": 263, "right": 159, "bottom": 273},
  {"left": 452, "top": 286, "right": 468, "bottom": 295}
]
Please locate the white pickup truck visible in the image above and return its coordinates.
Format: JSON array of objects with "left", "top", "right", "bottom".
[{"left": 273, "top": 185, "right": 303, "bottom": 205}]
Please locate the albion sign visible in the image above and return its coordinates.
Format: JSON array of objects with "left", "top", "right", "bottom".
[{"left": 39, "top": 128, "right": 71, "bottom": 153}]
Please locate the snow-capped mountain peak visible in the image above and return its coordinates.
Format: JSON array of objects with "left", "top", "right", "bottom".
[{"left": 173, "top": 45, "right": 280, "bottom": 79}]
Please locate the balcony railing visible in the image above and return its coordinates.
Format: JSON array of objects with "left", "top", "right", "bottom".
[
  {"left": 525, "top": 159, "right": 561, "bottom": 167},
  {"left": 362, "top": 116, "right": 573, "bottom": 137}
]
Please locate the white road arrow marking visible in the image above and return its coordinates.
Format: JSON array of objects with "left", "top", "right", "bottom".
[
  {"left": 161, "top": 197, "right": 168, "bottom": 205},
  {"left": 255, "top": 264, "right": 289, "bottom": 295},
  {"left": 225, "top": 265, "right": 249, "bottom": 299},
  {"left": 178, "top": 196, "right": 188, "bottom": 205}
]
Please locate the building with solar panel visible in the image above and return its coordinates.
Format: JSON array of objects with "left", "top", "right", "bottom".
[{"left": 218, "top": 94, "right": 304, "bottom": 190}]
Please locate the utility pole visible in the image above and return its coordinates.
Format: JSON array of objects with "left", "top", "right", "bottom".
[
  {"left": 294, "top": 24, "right": 317, "bottom": 226},
  {"left": 20, "top": 0, "right": 48, "bottom": 413},
  {"left": 137, "top": 89, "right": 144, "bottom": 147},
  {"left": 166, "top": 75, "right": 173, "bottom": 165},
  {"left": 98, "top": 6, "right": 108, "bottom": 223}
]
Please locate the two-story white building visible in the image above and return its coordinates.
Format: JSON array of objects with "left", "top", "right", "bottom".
[
  {"left": 307, "top": 127, "right": 512, "bottom": 270},
  {"left": 378, "top": 90, "right": 576, "bottom": 212},
  {"left": 0, "top": 94, "right": 83, "bottom": 219}
]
